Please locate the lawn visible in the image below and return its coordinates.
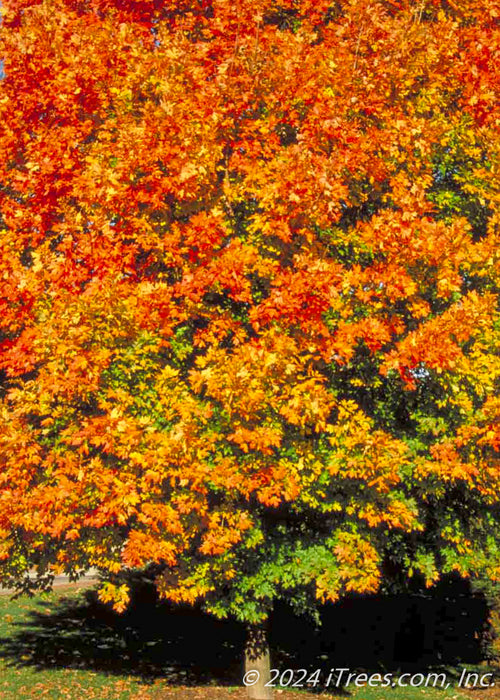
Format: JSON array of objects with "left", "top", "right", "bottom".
[{"left": 0, "top": 586, "right": 495, "bottom": 700}]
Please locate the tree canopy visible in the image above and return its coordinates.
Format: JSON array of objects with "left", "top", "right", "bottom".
[{"left": 0, "top": 0, "right": 499, "bottom": 635}]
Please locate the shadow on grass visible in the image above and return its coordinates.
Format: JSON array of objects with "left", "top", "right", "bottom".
[
  {"left": 0, "top": 579, "right": 245, "bottom": 685},
  {"left": 0, "top": 572, "right": 491, "bottom": 690}
]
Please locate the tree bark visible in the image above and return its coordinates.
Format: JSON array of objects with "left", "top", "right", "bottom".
[{"left": 244, "top": 620, "right": 272, "bottom": 700}]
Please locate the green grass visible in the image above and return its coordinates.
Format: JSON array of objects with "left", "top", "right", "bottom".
[
  {"left": 0, "top": 588, "right": 174, "bottom": 699},
  {"left": 0, "top": 587, "right": 494, "bottom": 699}
]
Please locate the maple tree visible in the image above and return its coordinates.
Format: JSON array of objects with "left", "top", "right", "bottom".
[{"left": 1, "top": 0, "right": 500, "bottom": 697}]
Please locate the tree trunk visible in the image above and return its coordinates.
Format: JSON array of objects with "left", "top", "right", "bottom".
[{"left": 244, "top": 620, "right": 273, "bottom": 700}]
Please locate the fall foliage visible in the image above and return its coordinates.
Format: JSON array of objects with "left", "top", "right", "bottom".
[{"left": 0, "top": 0, "right": 499, "bottom": 645}]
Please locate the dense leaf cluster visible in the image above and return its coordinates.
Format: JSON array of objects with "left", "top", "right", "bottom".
[{"left": 0, "top": 0, "right": 499, "bottom": 624}]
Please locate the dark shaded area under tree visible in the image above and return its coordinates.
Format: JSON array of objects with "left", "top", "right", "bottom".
[{"left": 0, "top": 573, "right": 493, "bottom": 687}]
